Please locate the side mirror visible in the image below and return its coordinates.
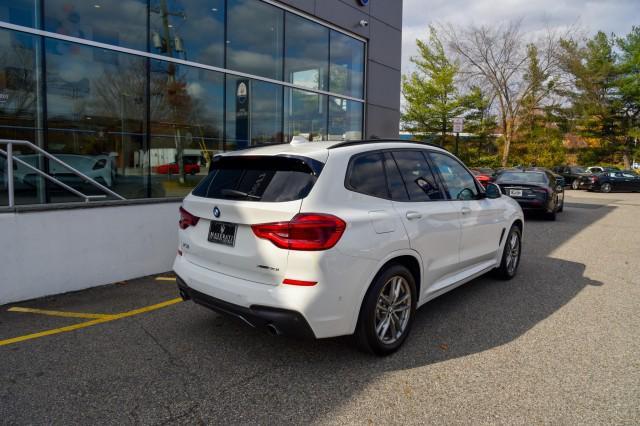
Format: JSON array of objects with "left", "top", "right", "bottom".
[{"left": 485, "top": 183, "right": 502, "bottom": 199}]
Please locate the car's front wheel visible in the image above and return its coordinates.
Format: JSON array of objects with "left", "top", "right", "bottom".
[
  {"left": 355, "top": 264, "right": 417, "bottom": 356},
  {"left": 600, "top": 182, "right": 612, "bottom": 193},
  {"left": 494, "top": 225, "right": 522, "bottom": 280}
]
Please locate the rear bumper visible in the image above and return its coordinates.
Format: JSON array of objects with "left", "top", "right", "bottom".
[
  {"left": 512, "top": 198, "right": 549, "bottom": 211},
  {"left": 177, "top": 275, "right": 315, "bottom": 339}
]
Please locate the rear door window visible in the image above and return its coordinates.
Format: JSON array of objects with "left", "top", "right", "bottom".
[
  {"left": 391, "top": 150, "right": 444, "bottom": 201},
  {"left": 346, "top": 152, "right": 389, "bottom": 199},
  {"left": 192, "top": 156, "right": 320, "bottom": 202}
]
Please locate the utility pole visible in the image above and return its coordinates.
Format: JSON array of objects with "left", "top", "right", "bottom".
[{"left": 151, "top": 0, "right": 187, "bottom": 183}]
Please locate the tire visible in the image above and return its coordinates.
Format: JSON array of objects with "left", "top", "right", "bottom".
[
  {"left": 355, "top": 264, "right": 417, "bottom": 356},
  {"left": 571, "top": 179, "right": 580, "bottom": 190},
  {"left": 600, "top": 182, "right": 612, "bottom": 193},
  {"left": 494, "top": 225, "right": 522, "bottom": 280},
  {"left": 545, "top": 210, "right": 557, "bottom": 221},
  {"left": 558, "top": 200, "right": 564, "bottom": 213}
]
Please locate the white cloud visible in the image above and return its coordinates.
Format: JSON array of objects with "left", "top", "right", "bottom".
[{"left": 401, "top": 0, "right": 639, "bottom": 74}]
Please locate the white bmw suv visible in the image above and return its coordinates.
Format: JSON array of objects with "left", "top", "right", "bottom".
[{"left": 173, "top": 139, "right": 524, "bottom": 355}]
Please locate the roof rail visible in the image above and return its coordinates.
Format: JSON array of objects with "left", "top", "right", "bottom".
[{"left": 328, "top": 139, "right": 449, "bottom": 151}]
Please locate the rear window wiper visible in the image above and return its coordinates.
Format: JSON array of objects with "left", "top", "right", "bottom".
[{"left": 220, "top": 188, "right": 262, "bottom": 200}]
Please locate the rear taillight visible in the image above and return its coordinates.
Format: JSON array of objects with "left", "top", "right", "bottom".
[
  {"left": 252, "top": 213, "right": 346, "bottom": 251},
  {"left": 179, "top": 207, "right": 199, "bottom": 230},
  {"left": 590, "top": 176, "right": 598, "bottom": 183},
  {"left": 532, "top": 188, "right": 551, "bottom": 195}
]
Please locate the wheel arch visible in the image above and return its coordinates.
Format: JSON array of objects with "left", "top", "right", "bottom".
[{"left": 350, "top": 250, "right": 423, "bottom": 334}]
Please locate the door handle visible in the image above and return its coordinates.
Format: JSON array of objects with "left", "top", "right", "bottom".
[
  {"left": 405, "top": 211, "right": 422, "bottom": 220},
  {"left": 461, "top": 207, "right": 472, "bottom": 215}
]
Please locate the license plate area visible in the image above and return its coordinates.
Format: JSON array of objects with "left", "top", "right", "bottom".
[
  {"left": 509, "top": 189, "right": 523, "bottom": 197},
  {"left": 208, "top": 221, "right": 238, "bottom": 247}
]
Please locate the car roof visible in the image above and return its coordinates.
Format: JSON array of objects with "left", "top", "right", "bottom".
[{"left": 217, "top": 139, "right": 450, "bottom": 162}]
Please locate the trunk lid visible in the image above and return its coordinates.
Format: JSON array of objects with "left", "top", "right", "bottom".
[{"left": 499, "top": 183, "right": 548, "bottom": 200}]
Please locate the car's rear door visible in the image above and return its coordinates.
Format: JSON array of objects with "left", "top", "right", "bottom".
[
  {"left": 428, "top": 151, "right": 505, "bottom": 270},
  {"left": 385, "top": 150, "right": 461, "bottom": 297}
]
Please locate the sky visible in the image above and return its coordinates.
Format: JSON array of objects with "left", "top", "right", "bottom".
[{"left": 401, "top": 0, "right": 639, "bottom": 74}]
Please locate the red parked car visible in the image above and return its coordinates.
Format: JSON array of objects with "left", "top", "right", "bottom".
[
  {"left": 153, "top": 162, "right": 201, "bottom": 175},
  {"left": 470, "top": 168, "right": 495, "bottom": 187}
]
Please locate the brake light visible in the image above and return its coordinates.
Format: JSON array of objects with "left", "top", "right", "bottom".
[
  {"left": 179, "top": 207, "right": 199, "bottom": 230},
  {"left": 590, "top": 176, "right": 598, "bottom": 183},
  {"left": 252, "top": 213, "right": 346, "bottom": 251}
]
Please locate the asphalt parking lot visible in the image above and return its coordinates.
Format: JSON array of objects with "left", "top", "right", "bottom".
[{"left": 1, "top": 191, "right": 639, "bottom": 425}]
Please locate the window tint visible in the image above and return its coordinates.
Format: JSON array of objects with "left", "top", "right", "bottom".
[
  {"left": 329, "top": 30, "right": 365, "bottom": 98},
  {"left": 0, "top": 0, "right": 37, "bottom": 27},
  {"left": 227, "top": 0, "right": 283, "bottom": 80},
  {"left": 45, "top": 0, "right": 147, "bottom": 50},
  {"left": 150, "top": 0, "right": 225, "bottom": 67},
  {"left": 328, "top": 97, "right": 363, "bottom": 141},
  {"left": 45, "top": 38, "right": 147, "bottom": 201},
  {"left": 429, "top": 152, "right": 478, "bottom": 200},
  {"left": 284, "top": 88, "right": 327, "bottom": 142},
  {"left": 392, "top": 151, "right": 443, "bottom": 201},
  {"left": 285, "top": 13, "right": 329, "bottom": 91},
  {"left": 150, "top": 60, "right": 224, "bottom": 197},
  {"left": 226, "top": 76, "right": 283, "bottom": 150},
  {"left": 193, "top": 156, "right": 318, "bottom": 202},
  {"left": 383, "top": 153, "right": 409, "bottom": 201},
  {"left": 348, "top": 153, "right": 388, "bottom": 199}
]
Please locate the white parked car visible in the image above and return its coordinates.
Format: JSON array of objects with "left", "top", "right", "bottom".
[
  {"left": 11, "top": 154, "right": 115, "bottom": 189},
  {"left": 174, "top": 140, "right": 524, "bottom": 355}
]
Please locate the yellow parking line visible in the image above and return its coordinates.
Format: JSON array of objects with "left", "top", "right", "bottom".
[
  {"left": 155, "top": 277, "right": 176, "bottom": 282},
  {"left": 8, "top": 307, "right": 113, "bottom": 320},
  {"left": 0, "top": 298, "right": 183, "bottom": 347}
]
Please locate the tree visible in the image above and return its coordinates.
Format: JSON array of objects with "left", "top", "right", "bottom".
[
  {"left": 513, "top": 44, "right": 565, "bottom": 167},
  {"left": 444, "top": 21, "right": 565, "bottom": 166},
  {"left": 559, "top": 32, "right": 627, "bottom": 165},
  {"left": 616, "top": 27, "right": 640, "bottom": 167},
  {"left": 402, "top": 26, "right": 466, "bottom": 145}
]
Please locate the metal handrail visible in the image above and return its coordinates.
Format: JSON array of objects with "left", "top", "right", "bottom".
[{"left": 1, "top": 139, "right": 126, "bottom": 207}]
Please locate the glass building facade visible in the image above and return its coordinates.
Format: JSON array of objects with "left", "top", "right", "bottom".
[{"left": 0, "top": 0, "right": 365, "bottom": 205}]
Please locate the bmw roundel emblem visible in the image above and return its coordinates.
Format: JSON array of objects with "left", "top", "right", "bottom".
[
  {"left": 358, "top": 0, "right": 369, "bottom": 5},
  {"left": 213, "top": 207, "right": 221, "bottom": 218}
]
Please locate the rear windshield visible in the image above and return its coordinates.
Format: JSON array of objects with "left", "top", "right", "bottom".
[
  {"left": 570, "top": 167, "right": 586, "bottom": 173},
  {"left": 192, "top": 155, "right": 322, "bottom": 202},
  {"left": 497, "top": 172, "right": 548, "bottom": 184}
]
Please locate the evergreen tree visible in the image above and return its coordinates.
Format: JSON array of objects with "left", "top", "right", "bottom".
[{"left": 402, "top": 27, "right": 465, "bottom": 145}]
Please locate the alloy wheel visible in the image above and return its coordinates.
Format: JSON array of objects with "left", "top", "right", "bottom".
[
  {"left": 375, "top": 276, "right": 412, "bottom": 345},
  {"left": 505, "top": 232, "right": 520, "bottom": 276}
]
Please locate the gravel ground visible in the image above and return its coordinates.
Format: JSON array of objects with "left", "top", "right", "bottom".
[{"left": 1, "top": 191, "right": 639, "bottom": 425}]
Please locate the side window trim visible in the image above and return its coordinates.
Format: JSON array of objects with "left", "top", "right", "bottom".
[
  {"left": 382, "top": 152, "right": 410, "bottom": 202},
  {"left": 344, "top": 150, "right": 392, "bottom": 200},
  {"left": 427, "top": 151, "right": 482, "bottom": 201}
]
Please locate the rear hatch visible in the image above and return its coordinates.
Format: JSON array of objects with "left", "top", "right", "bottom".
[{"left": 181, "top": 155, "right": 323, "bottom": 286}]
